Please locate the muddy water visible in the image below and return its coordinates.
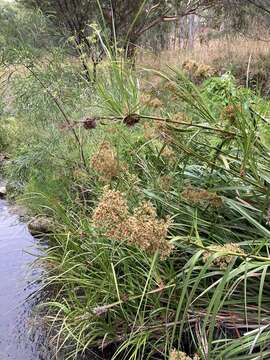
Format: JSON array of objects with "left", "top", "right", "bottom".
[{"left": 0, "top": 198, "right": 46, "bottom": 359}]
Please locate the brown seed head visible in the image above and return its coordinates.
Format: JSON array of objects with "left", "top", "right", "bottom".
[
  {"left": 91, "top": 141, "right": 120, "bottom": 181},
  {"left": 92, "top": 191, "right": 173, "bottom": 259},
  {"left": 83, "top": 117, "right": 97, "bottom": 130},
  {"left": 123, "top": 113, "right": 140, "bottom": 127},
  {"left": 182, "top": 185, "right": 223, "bottom": 208}
]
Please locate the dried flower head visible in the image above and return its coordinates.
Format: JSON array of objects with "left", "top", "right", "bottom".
[
  {"left": 83, "top": 117, "right": 97, "bottom": 130},
  {"left": 92, "top": 187, "right": 129, "bottom": 241},
  {"left": 127, "top": 201, "right": 173, "bottom": 259},
  {"left": 123, "top": 113, "right": 140, "bottom": 127},
  {"left": 164, "top": 81, "right": 177, "bottom": 92},
  {"left": 148, "top": 98, "right": 163, "bottom": 108},
  {"left": 221, "top": 104, "right": 241, "bottom": 124},
  {"left": 91, "top": 141, "right": 120, "bottom": 181},
  {"left": 195, "top": 64, "right": 216, "bottom": 79},
  {"left": 92, "top": 190, "right": 172, "bottom": 259},
  {"left": 143, "top": 121, "right": 172, "bottom": 142},
  {"left": 169, "top": 349, "right": 199, "bottom": 360},
  {"left": 182, "top": 185, "right": 223, "bottom": 208},
  {"left": 182, "top": 60, "right": 199, "bottom": 73},
  {"left": 202, "top": 243, "right": 243, "bottom": 269},
  {"left": 92, "top": 305, "right": 108, "bottom": 316},
  {"left": 140, "top": 93, "right": 152, "bottom": 105},
  {"left": 161, "top": 146, "right": 176, "bottom": 162}
]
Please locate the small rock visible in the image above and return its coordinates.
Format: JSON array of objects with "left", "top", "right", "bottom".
[
  {"left": 0, "top": 185, "right": 7, "bottom": 198},
  {"left": 28, "top": 217, "right": 53, "bottom": 235}
]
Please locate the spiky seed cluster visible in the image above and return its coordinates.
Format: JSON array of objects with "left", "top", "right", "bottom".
[
  {"left": 143, "top": 123, "right": 156, "bottom": 140},
  {"left": 91, "top": 141, "right": 119, "bottom": 182},
  {"left": 182, "top": 185, "right": 223, "bottom": 208},
  {"left": 155, "top": 121, "right": 173, "bottom": 142},
  {"left": 202, "top": 243, "right": 243, "bottom": 269},
  {"left": 169, "top": 349, "right": 200, "bottom": 360},
  {"left": 92, "top": 189, "right": 172, "bottom": 259}
]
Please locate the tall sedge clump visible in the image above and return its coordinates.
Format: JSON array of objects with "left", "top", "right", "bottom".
[{"left": 92, "top": 188, "right": 172, "bottom": 259}]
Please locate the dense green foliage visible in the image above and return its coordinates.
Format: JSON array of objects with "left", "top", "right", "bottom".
[{"left": 1, "top": 3, "right": 270, "bottom": 360}]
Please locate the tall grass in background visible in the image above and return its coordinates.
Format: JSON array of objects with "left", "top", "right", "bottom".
[{"left": 1, "top": 6, "right": 270, "bottom": 360}]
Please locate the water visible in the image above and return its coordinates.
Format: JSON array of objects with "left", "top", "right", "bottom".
[{"left": 0, "top": 198, "right": 45, "bottom": 359}]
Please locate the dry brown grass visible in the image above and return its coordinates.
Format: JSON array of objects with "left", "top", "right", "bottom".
[{"left": 138, "top": 36, "right": 270, "bottom": 71}]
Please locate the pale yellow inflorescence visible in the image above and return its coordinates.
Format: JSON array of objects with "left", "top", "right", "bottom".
[
  {"left": 169, "top": 349, "right": 200, "bottom": 360},
  {"left": 202, "top": 243, "right": 243, "bottom": 269},
  {"left": 92, "top": 188, "right": 173, "bottom": 259}
]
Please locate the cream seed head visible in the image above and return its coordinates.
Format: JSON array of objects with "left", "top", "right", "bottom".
[
  {"left": 169, "top": 349, "right": 200, "bottom": 360},
  {"left": 92, "top": 191, "right": 173, "bottom": 259},
  {"left": 91, "top": 141, "right": 120, "bottom": 182},
  {"left": 202, "top": 243, "right": 243, "bottom": 269}
]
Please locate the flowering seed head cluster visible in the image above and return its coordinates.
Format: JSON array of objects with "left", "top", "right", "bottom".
[
  {"left": 182, "top": 185, "right": 223, "bottom": 208},
  {"left": 140, "top": 93, "right": 152, "bottom": 105},
  {"left": 91, "top": 141, "right": 120, "bottom": 182},
  {"left": 92, "top": 187, "right": 129, "bottom": 241},
  {"left": 202, "top": 243, "right": 243, "bottom": 269},
  {"left": 221, "top": 104, "right": 241, "bottom": 124},
  {"left": 164, "top": 81, "right": 177, "bottom": 92},
  {"left": 148, "top": 97, "right": 163, "bottom": 108},
  {"left": 182, "top": 60, "right": 199, "bottom": 73},
  {"left": 92, "top": 189, "right": 173, "bottom": 259},
  {"left": 182, "top": 60, "right": 216, "bottom": 80},
  {"left": 169, "top": 349, "right": 200, "bottom": 360},
  {"left": 161, "top": 146, "right": 176, "bottom": 162},
  {"left": 195, "top": 64, "right": 216, "bottom": 79}
]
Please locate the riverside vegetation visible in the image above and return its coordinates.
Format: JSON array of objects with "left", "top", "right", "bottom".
[{"left": 1, "top": 3, "right": 270, "bottom": 360}]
